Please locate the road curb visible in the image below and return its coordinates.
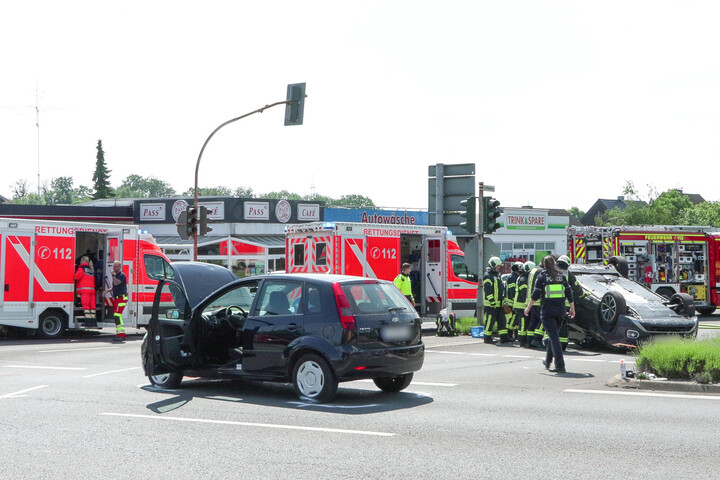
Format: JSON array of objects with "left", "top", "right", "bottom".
[{"left": 607, "top": 374, "right": 720, "bottom": 394}]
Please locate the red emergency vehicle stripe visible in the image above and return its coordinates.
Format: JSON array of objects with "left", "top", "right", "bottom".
[{"left": 575, "top": 239, "right": 585, "bottom": 261}]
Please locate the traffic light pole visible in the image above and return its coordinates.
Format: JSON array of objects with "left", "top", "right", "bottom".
[
  {"left": 476, "top": 182, "right": 485, "bottom": 325},
  {"left": 192, "top": 101, "right": 291, "bottom": 260}
]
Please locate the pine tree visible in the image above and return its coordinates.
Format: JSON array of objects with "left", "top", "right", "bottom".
[{"left": 92, "top": 139, "right": 114, "bottom": 199}]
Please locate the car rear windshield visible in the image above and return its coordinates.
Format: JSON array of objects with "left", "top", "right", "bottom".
[{"left": 341, "top": 282, "right": 412, "bottom": 314}]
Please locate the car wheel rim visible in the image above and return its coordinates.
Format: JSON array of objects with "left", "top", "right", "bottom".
[
  {"left": 296, "top": 360, "right": 324, "bottom": 398},
  {"left": 601, "top": 296, "right": 617, "bottom": 322},
  {"left": 151, "top": 374, "right": 171, "bottom": 385}
]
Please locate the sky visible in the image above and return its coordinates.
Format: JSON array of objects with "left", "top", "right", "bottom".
[{"left": 1, "top": 1, "right": 719, "bottom": 213}]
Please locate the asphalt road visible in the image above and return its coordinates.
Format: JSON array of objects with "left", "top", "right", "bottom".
[{"left": 1, "top": 317, "right": 719, "bottom": 480}]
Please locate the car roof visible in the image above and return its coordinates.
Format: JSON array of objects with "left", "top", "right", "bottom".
[{"left": 245, "top": 273, "right": 392, "bottom": 285}]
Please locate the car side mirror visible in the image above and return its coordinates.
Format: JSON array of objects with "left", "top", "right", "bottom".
[{"left": 166, "top": 309, "right": 181, "bottom": 319}]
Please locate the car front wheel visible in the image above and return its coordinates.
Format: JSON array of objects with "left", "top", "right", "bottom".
[
  {"left": 373, "top": 373, "right": 413, "bottom": 393},
  {"left": 598, "top": 291, "right": 627, "bottom": 332},
  {"left": 149, "top": 372, "right": 183, "bottom": 389},
  {"left": 292, "top": 354, "right": 338, "bottom": 404}
]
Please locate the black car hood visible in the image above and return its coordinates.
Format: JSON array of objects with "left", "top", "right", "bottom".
[{"left": 170, "top": 261, "right": 238, "bottom": 309}]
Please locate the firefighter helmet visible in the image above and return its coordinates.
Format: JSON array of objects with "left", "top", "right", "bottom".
[
  {"left": 512, "top": 261, "right": 522, "bottom": 272},
  {"left": 488, "top": 257, "right": 502, "bottom": 268},
  {"left": 522, "top": 261, "right": 536, "bottom": 273},
  {"left": 557, "top": 255, "right": 571, "bottom": 269}
]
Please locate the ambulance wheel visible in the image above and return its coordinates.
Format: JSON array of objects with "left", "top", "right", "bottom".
[
  {"left": 373, "top": 373, "right": 414, "bottom": 393},
  {"left": 149, "top": 373, "right": 183, "bottom": 389},
  {"left": 37, "top": 310, "right": 66, "bottom": 339}
]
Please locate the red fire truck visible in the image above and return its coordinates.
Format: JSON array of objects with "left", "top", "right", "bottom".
[
  {"left": 285, "top": 222, "right": 479, "bottom": 318},
  {"left": 0, "top": 218, "right": 173, "bottom": 338},
  {"left": 567, "top": 225, "right": 720, "bottom": 315}
]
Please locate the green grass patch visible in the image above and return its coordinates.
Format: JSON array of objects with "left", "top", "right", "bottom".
[
  {"left": 454, "top": 317, "right": 481, "bottom": 335},
  {"left": 635, "top": 336, "right": 720, "bottom": 383}
]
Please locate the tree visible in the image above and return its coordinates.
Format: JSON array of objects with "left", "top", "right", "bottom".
[
  {"left": 264, "top": 190, "right": 303, "bottom": 200},
  {"left": 333, "top": 194, "right": 375, "bottom": 207},
  {"left": 568, "top": 207, "right": 585, "bottom": 222},
  {"left": 678, "top": 202, "right": 720, "bottom": 227},
  {"left": 41, "top": 177, "right": 75, "bottom": 204},
  {"left": 601, "top": 187, "right": 695, "bottom": 226},
  {"left": 116, "top": 174, "right": 176, "bottom": 198},
  {"left": 92, "top": 139, "right": 114, "bottom": 199},
  {"left": 181, "top": 186, "right": 233, "bottom": 197}
]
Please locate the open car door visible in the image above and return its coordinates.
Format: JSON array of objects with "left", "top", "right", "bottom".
[{"left": 144, "top": 279, "right": 195, "bottom": 376}]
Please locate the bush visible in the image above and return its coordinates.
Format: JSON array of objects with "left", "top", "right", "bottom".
[{"left": 635, "top": 336, "right": 720, "bottom": 382}]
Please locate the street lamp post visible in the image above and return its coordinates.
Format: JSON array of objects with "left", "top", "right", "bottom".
[{"left": 190, "top": 82, "right": 306, "bottom": 260}]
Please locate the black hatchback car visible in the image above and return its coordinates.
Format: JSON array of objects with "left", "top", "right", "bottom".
[{"left": 142, "top": 267, "right": 424, "bottom": 403}]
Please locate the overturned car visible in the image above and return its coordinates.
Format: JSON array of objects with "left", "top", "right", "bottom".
[{"left": 566, "top": 263, "right": 698, "bottom": 350}]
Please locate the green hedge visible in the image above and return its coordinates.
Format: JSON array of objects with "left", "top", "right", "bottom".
[{"left": 635, "top": 336, "right": 720, "bottom": 383}]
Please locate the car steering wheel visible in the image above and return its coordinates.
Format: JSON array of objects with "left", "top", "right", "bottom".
[{"left": 223, "top": 305, "right": 247, "bottom": 329}]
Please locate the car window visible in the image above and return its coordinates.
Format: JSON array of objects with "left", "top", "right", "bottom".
[
  {"left": 203, "top": 281, "right": 259, "bottom": 314},
  {"left": 342, "top": 282, "right": 411, "bottom": 314},
  {"left": 306, "top": 284, "right": 323, "bottom": 314},
  {"left": 256, "top": 280, "right": 303, "bottom": 316}
]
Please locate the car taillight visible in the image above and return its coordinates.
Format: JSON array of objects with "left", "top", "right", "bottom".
[{"left": 332, "top": 282, "right": 357, "bottom": 330}]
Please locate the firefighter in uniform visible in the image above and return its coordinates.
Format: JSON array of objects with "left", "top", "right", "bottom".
[
  {"left": 556, "top": 254, "right": 589, "bottom": 350},
  {"left": 107, "top": 261, "right": 128, "bottom": 342},
  {"left": 525, "top": 255, "right": 575, "bottom": 373},
  {"left": 483, "top": 257, "right": 508, "bottom": 344},
  {"left": 74, "top": 256, "right": 96, "bottom": 323},
  {"left": 504, "top": 262, "right": 522, "bottom": 341},
  {"left": 514, "top": 261, "right": 534, "bottom": 347},
  {"left": 526, "top": 262, "right": 544, "bottom": 349},
  {"left": 394, "top": 263, "right": 415, "bottom": 307}
]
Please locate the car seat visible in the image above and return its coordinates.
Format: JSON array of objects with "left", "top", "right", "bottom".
[{"left": 265, "top": 291, "right": 291, "bottom": 315}]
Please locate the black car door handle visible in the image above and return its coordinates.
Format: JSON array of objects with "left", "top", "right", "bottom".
[{"left": 288, "top": 323, "right": 299, "bottom": 330}]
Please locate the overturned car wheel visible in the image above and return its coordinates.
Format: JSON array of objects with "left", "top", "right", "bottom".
[
  {"left": 598, "top": 291, "right": 627, "bottom": 332},
  {"left": 669, "top": 293, "right": 695, "bottom": 318}
]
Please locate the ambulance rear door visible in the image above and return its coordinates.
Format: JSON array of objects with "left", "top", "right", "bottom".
[
  {"left": 422, "top": 234, "right": 447, "bottom": 316},
  {"left": 1, "top": 225, "right": 35, "bottom": 315}
]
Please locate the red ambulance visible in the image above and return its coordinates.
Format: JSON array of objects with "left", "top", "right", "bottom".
[
  {"left": 285, "top": 222, "right": 479, "bottom": 318},
  {"left": 0, "top": 217, "right": 173, "bottom": 338}
]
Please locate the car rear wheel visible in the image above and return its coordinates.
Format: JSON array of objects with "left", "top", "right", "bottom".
[
  {"left": 149, "top": 372, "right": 183, "bottom": 389},
  {"left": 598, "top": 291, "right": 627, "bottom": 332},
  {"left": 373, "top": 373, "right": 414, "bottom": 393},
  {"left": 656, "top": 287, "right": 675, "bottom": 300},
  {"left": 669, "top": 293, "right": 695, "bottom": 318},
  {"left": 608, "top": 256, "right": 629, "bottom": 278},
  {"left": 292, "top": 354, "right": 338, "bottom": 404}
]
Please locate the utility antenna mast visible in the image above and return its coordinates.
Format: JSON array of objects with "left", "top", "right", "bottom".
[{"left": 35, "top": 87, "right": 41, "bottom": 196}]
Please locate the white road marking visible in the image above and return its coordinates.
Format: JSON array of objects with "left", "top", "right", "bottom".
[
  {"left": 426, "top": 349, "right": 636, "bottom": 364},
  {"left": 100, "top": 413, "right": 395, "bottom": 436},
  {"left": 4, "top": 365, "right": 87, "bottom": 371},
  {"left": 0, "top": 385, "right": 48, "bottom": 399},
  {"left": 565, "top": 389, "right": 720, "bottom": 400},
  {"left": 83, "top": 367, "right": 141, "bottom": 378},
  {"left": 501, "top": 355, "right": 534, "bottom": 359},
  {"left": 38, "top": 347, "right": 120, "bottom": 353}
]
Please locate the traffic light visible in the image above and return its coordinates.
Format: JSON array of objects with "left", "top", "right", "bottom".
[
  {"left": 459, "top": 196, "right": 477, "bottom": 234},
  {"left": 483, "top": 197, "right": 501, "bottom": 234},
  {"left": 199, "top": 206, "right": 213, "bottom": 236},
  {"left": 284, "top": 82, "right": 306, "bottom": 126},
  {"left": 186, "top": 206, "right": 198, "bottom": 238}
]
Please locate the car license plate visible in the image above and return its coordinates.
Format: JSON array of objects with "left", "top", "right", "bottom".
[{"left": 381, "top": 325, "right": 413, "bottom": 342}]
